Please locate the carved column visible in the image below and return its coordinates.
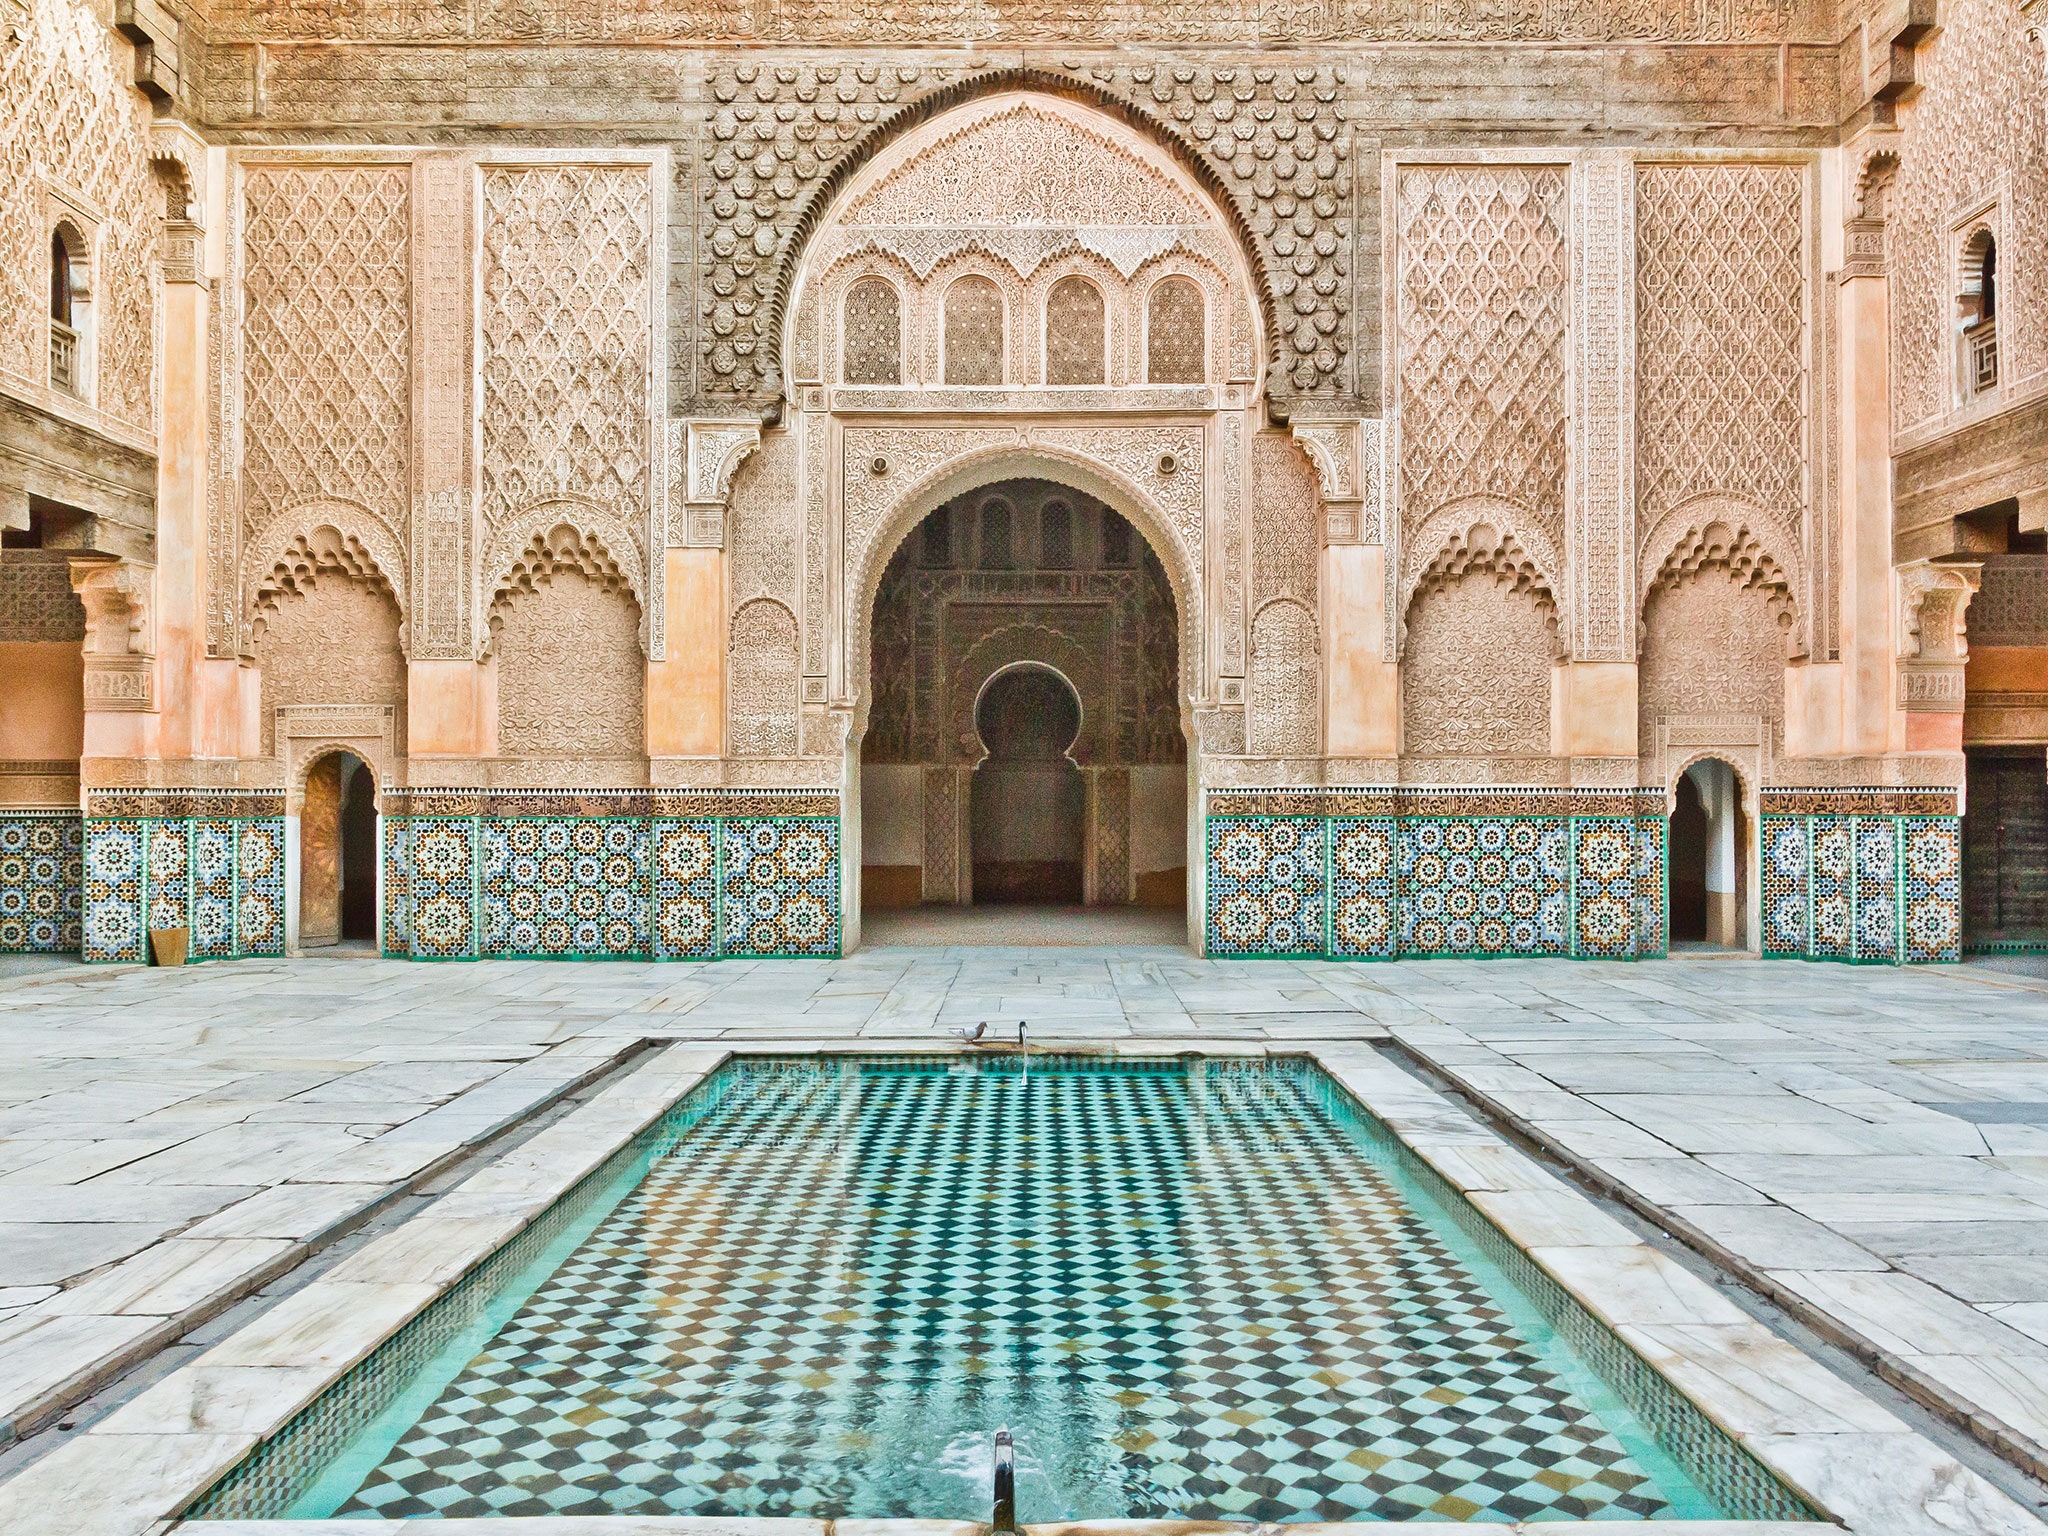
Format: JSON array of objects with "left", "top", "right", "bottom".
[
  {"left": 1896, "top": 559, "right": 1982, "bottom": 753},
  {"left": 1293, "top": 418, "right": 1396, "bottom": 759},
  {"left": 1560, "top": 149, "right": 1638, "bottom": 766},
  {"left": 150, "top": 122, "right": 216, "bottom": 761},
  {"left": 649, "top": 418, "right": 758, "bottom": 760},
  {"left": 406, "top": 153, "right": 490, "bottom": 760},
  {"left": 1839, "top": 136, "right": 1901, "bottom": 758},
  {"left": 70, "top": 556, "right": 158, "bottom": 759}
]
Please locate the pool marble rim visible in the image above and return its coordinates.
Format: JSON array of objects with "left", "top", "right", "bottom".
[{"left": 0, "top": 1042, "right": 2037, "bottom": 1536}]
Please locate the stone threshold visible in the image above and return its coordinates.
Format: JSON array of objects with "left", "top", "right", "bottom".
[
  {"left": 0, "top": 1035, "right": 651, "bottom": 1448},
  {"left": 0, "top": 1043, "right": 2036, "bottom": 1535},
  {"left": 1384, "top": 1031, "right": 2048, "bottom": 1490}
]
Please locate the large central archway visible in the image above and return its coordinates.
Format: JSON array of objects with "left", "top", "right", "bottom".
[{"left": 858, "top": 478, "right": 1189, "bottom": 935}]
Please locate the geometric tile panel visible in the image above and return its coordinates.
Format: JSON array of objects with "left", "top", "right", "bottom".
[
  {"left": 1852, "top": 816, "right": 1899, "bottom": 963},
  {"left": 1901, "top": 816, "right": 1962, "bottom": 965},
  {"left": 651, "top": 818, "right": 718, "bottom": 960},
  {"left": 719, "top": 817, "right": 841, "bottom": 958},
  {"left": 384, "top": 811, "right": 843, "bottom": 962},
  {"left": 382, "top": 815, "right": 411, "bottom": 958},
  {"left": 1572, "top": 817, "right": 1638, "bottom": 960},
  {"left": 1808, "top": 815, "right": 1856, "bottom": 961},
  {"left": 82, "top": 815, "right": 288, "bottom": 964},
  {"left": 1760, "top": 815, "right": 1808, "bottom": 958},
  {"left": 303, "top": 1057, "right": 1796, "bottom": 1524},
  {"left": 1753, "top": 814, "right": 1960, "bottom": 968},
  {"left": 1633, "top": 816, "right": 1667, "bottom": 958},
  {"left": 83, "top": 818, "right": 145, "bottom": 963},
  {"left": 0, "top": 812, "right": 83, "bottom": 954},
  {"left": 1206, "top": 816, "right": 1327, "bottom": 956},
  {"left": 239, "top": 820, "right": 287, "bottom": 956},
  {"left": 404, "top": 817, "right": 479, "bottom": 960},
  {"left": 1329, "top": 817, "right": 1395, "bottom": 959},
  {"left": 1398, "top": 818, "right": 1567, "bottom": 958},
  {"left": 481, "top": 818, "right": 650, "bottom": 959}
]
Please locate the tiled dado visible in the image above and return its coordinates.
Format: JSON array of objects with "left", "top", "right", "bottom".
[
  {"left": 1206, "top": 790, "right": 1667, "bottom": 961},
  {"left": 0, "top": 811, "right": 84, "bottom": 953},
  {"left": 380, "top": 791, "right": 841, "bottom": 961},
  {"left": 81, "top": 794, "right": 287, "bottom": 964},
  {"left": 1760, "top": 790, "right": 1962, "bottom": 966}
]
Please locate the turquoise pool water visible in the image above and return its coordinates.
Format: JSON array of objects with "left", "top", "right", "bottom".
[{"left": 192, "top": 1055, "right": 1814, "bottom": 1524}]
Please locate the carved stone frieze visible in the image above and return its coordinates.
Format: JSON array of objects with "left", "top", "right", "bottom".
[{"left": 1569, "top": 151, "right": 1634, "bottom": 662}]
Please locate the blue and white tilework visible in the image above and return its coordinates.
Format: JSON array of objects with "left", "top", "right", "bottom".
[
  {"left": 652, "top": 819, "right": 719, "bottom": 960},
  {"left": 1206, "top": 816, "right": 1326, "bottom": 956},
  {"left": 83, "top": 813, "right": 287, "bottom": 963},
  {"left": 1901, "top": 817, "right": 1962, "bottom": 965},
  {"left": 1760, "top": 816, "right": 1809, "bottom": 958},
  {"left": 481, "top": 819, "right": 650, "bottom": 959},
  {"left": 1756, "top": 812, "right": 1960, "bottom": 966},
  {"left": 720, "top": 817, "right": 841, "bottom": 958},
  {"left": 1328, "top": 817, "right": 1395, "bottom": 959},
  {"left": 1399, "top": 819, "right": 1568, "bottom": 958},
  {"left": 0, "top": 812, "right": 83, "bottom": 954}
]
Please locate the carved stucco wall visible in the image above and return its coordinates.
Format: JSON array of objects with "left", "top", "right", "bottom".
[
  {"left": 1638, "top": 568, "right": 1791, "bottom": 758},
  {"left": 1402, "top": 528, "right": 1558, "bottom": 761},
  {"left": 726, "top": 432, "right": 802, "bottom": 759},
  {"left": 1247, "top": 433, "right": 1320, "bottom": 758},
  {"left": 1395, "top": 164, "right": 1569, "bottom": 623},
  {"left": 239, "top": 164, "right": 412, "bottom": 642},
  {"left": 1889, "top": 0, "right": 2048, "bottom": 441},
  {"left": 251, "top": 570, "right": 408, "bottom": 760},
  {"left": 0, "top": 0, "right": 160, "bottom": 431},
  {"left": 1635, "top": 161, "right": 1810, "bottom": 655},
  {"left": 493, "top": 565, "right": 646, "bottom": 762}
]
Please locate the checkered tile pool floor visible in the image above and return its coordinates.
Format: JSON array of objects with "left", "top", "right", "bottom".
[{"left": 321, "top": 1058, "right": 1742, "bottom": 1523}]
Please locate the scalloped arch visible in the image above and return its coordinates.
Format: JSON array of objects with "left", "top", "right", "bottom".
[
  {"left": 767, "top": 71, "right": 1280, "bottom": 412},
  {"left": 245, "top": 502, "right": 408, "bottom": 653}
]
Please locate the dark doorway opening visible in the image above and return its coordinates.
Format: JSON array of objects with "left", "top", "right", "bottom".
[
  {"left": 302, "top": 750, "right": 376, "bottom": 949},
  {"left": 1964, "top": 747, "right": 2048, "bottom": 952},
  {"left": 971, "top": 665, "right": 1085, "bottom": 903},
  {"left": 1667, "top": 759, "right": 1745, "bottom": 949},
  {"left": 340, "top": 757, "right": 377, "bottom": 942}
]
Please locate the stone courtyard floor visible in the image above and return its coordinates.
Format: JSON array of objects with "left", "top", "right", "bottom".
[{"left": 1, "top": 940, "right": 2047, "bottom": 1527}]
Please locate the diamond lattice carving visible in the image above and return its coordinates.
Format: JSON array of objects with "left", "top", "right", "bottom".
[
  {"left": 843, "top": 277, "right": 901, "bottom": 385},
  {"left": 480, "top": 166, "right": 651, "bottom": 568},
  {"left": 943, "top": 275, "right": 1004, "bottom": 385},
  {"left": 1045, "top": 276, "right": 1106, "bottom": 385},
  {"left": 1636, "top": 164, "right": 1805, "bottom": 530},
  {"left": 0, "top": 0, "right": 160, "bottom": 428},
  {"left": 240, "top": 167, "right": 412, "bottom": 535},
  {"left": 1147, "top": 276, "right": 1205, "bottom": 384},
  {"left": 1396, "top": 168, "right": 1569, "bottom": 546}
]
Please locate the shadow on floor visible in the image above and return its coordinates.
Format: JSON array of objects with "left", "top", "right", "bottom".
[{"left": 861, "top": 904, "right": 1190, "bottom": 948}]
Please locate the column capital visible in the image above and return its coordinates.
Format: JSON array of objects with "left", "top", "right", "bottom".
[
  {"left": 1288, "top": 418, "right": 1382, "bottom": 546},
  {"left": 667, "top": 418, "right": 762, "bottom": 550}
]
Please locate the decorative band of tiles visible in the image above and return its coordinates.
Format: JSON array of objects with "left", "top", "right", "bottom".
[
  {"left": 85, "top": 791, "right": 287, "bottom": 820},
  {"left": 1210, "top": 789, "right": 1666, "bottom": 820},
  {"left": 382, "top": 789, "right": 841, "bottom": 819},
  {"left": 82, "top": 816, "right": 286, "bottom": 964},
  {"left": 0, "top": 811, "right": 84, "bottom": 954},
  {"left": 1761, "top": 814, "right": 1960, "bottom": 966},
  {"left": 1206, "top": 813, "right": 1667, "bottom": 962},
  {"left": 385, "top": 811, "right": 841, "bottom": 962},
  {"left": 1757, "top": 787, "right": 1959, "bottom": 817}
]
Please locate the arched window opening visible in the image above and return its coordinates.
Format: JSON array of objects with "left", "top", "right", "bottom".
[
  {"left": 1147, "top": 277, "right": 1205, "bottom": 384},
  {"left": 1045, "top": 276, "right": 1105, "bottom": 385},
  {"left": 980, "top": 498, "right": 1014, "bottom": 569},
  {"left": 48, "top": 223, "right": 86, "bottom": 397},
  {"left": 944, "top": 275, "right": 1004, "bottom": 385},
  {"left": 1961, "top": 228, "right": 1999, "bottom": 399},
  {"left": 1040, "top": 501, "right": 1073, "bottom": 569},
  {"left": 843, "top": 277, "right": 902, "bottom": 385}
]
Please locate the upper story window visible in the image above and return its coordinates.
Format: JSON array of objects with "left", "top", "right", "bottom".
[
  {"left": 1040, "top": 501, "right": 1073, "bottom": 569},
  {"left": 1045, "top": 276, "right": 1105, "bottom": 385},
  {"left": 1146, "top": 276, "right": 1205, "bottom": 384},
  {"left": 843, "top": 277, "right": 902, "bottom": 385},
  {"left": 1960, "top": 227, "right": 1999, "bottom": 400},
  {"left": 944, "top": 275, "right": 1004, "bottom": 386},
  {"left": 49, "top": 224, "right": 86, "bottom": 398}
]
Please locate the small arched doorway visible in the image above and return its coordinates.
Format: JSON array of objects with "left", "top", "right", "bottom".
[
  {"left": 971, "top": 664, "right": 1086, "bottom": 903},
  {"left": 302, "top": 750, "right": 377, "bottom": 949},
  {"left": 1669, "top": 758, "right": 1746, "bottom": 950}
]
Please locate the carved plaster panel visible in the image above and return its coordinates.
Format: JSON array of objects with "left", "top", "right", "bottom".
[
  {"left": 1569, "top": 151, "right": 1635, "bottom": 662},
  {"left": 1897, "top": 558, "right": 1983, "bottom": 715}
]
